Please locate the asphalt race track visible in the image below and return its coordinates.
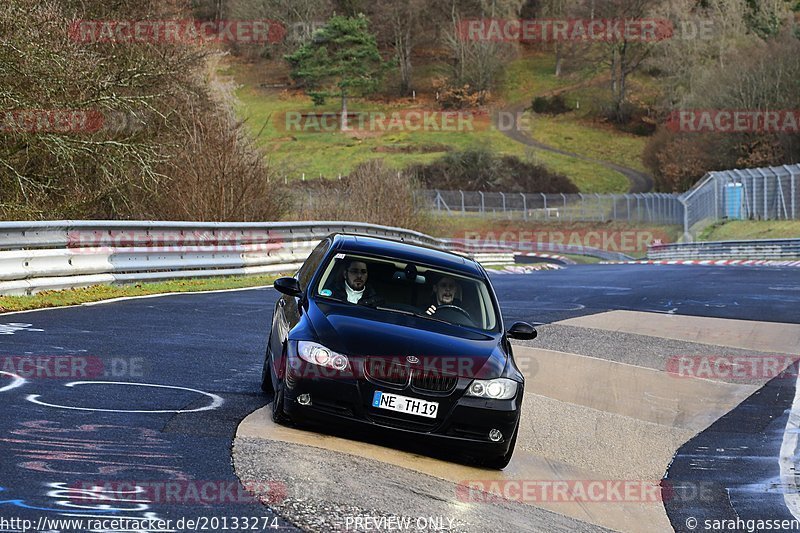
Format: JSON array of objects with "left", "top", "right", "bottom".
[{"left": 0, "top": 264, "right": 798, "bottom": 532}]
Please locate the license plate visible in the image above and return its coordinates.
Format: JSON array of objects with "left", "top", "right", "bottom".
[{"left": 372, "top": 391, "right": 439, "bottom": 419}]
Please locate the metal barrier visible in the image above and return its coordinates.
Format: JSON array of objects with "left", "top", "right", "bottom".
[
  {"left": 648, "top": 239, "right": 800, "bottom": 260},
  {"left": 0, "top": 221, "right": 446, "bottom": 296}
]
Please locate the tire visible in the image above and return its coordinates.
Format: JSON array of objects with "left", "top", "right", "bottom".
[
  {"left": 271, "top": 357, "right": 290, "bottom": 425},
  {"left": 480, "top": 422, "right": 518, "bottom": 470},
  {"left": 261, "top": 330, "right": 276, "bottom": 394},
  {"left": 260, "top": 354, "right": 274, "bottom": 394}
]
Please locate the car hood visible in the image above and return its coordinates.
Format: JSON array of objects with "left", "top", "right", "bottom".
[{"left": 300, "top": 300, "right": 506, "bottom": 379}]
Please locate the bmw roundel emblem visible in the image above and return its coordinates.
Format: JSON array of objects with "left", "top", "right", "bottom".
[{"left": 406, "top": 356, "right": 420, "bottom": 364}]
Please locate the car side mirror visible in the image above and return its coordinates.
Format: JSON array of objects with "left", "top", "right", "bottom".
[
  {"left": 274, "top": 277, "right": 302, "bottom": 297},
  {"left": 507, "top": 322, "right": 537, "bottom": 340}
]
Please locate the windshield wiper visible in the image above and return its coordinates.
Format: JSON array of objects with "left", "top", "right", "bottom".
[
  {"left": 374, "top": 306, "right": 454, "bottom": 325},
  {"left": 374, "top": 306, "right": 415, "bottom": 316}
]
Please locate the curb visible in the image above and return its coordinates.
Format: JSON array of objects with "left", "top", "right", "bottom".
[
  {"left": 492, "top": 264, "right": 564, "bottom": 274},
  {"left": 514, "top": 252, "right": 576, "bottom": 265},
  {"left": 600, "top": 259, "right": 800, "bottom": 267}
]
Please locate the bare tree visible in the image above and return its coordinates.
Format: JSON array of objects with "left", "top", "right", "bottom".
[
  {"left": 532, "top": 0, "right": 570, "bottom": 76},
  {"left": 443, "top": 0, "right": 523, "bottom": 91},
  {"left": 370, "top": 0, "right": 429, "bottom": 95},
  {"left": 0, "top": 0, "right": 288, "bottom": 221},
  {"left": 1, "top": 0, "right": 197, "bottom": 218},
  {"left": 644, "top": 31, "right": 800, "bottom": 191},
  {"left": 223, "top": 0, "right": 333, "bottom": 59},
  {"left": 588, "top": 0, "right": 662, "bottom": 121}
]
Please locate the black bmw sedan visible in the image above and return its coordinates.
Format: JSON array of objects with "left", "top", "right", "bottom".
[{"left": 262, "top": 233, "right": 537, "bottom": 469}]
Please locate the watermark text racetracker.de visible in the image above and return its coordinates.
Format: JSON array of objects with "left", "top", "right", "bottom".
[
  {"left": 0, "top": 355, "right": 146, "bottom": 379},
  {"left": 667, "top": 355, "right": 800, "bottom": 380},
  {"left": 69, "top": 19, "right": 286, "bottom": 45},
  {"left": 0, "top": 109, "right": 155, "bottom": 136},
  {"left": 67, "top": 229, "right": 284, "bottom": 254},
  {"left": 275, "top": 109, "right": 538, "bottom": 134},
  {"left": 284, "top": 354, "right": 539, "bottom": 381},
  {"left": 277, "top": 110, "right": 489, "bottom": 134},
  {"left": 460, "top": 228, "right": 671, "bottom": 254},
  {"left": 457, "top": 18, "right": 673, "bottom": 42},
  {"left": 0, "top": 109, "right": 104, "bottom": 134},
  {"left": 458, "top": 479, "right": 717, "bottom": 504},
  {"left": 457, "top": 479, "right": 663, "bottom": 503},
  {"left": 457, "top": 17, "right": 719, "bottom": 43},
  {"left": 70, "top": 479, "right": 286, "bottom": 505},
  {"left": 666, "top": 110, "right": 800, "bottom": 134}
]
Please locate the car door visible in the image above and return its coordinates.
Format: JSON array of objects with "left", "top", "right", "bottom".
[{"left": 270, "top": 239, "right": 331, "bottom": 368}]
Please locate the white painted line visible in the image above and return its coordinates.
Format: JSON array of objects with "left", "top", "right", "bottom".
[
  {"left": 0, "top": 284, "right": 275, "bottom": 317},
  {"left": 26, "top": 381, "right": 224, "bottom": 413},
  {"left": 781, "top": 368, "right": 800, "bottom": 520},
  {"left": 0, "top": 323, "right": 44, "bottom": 335},
  {"left": 81, "top": 284, "right": 275, "bottom": 306},
  {"left": 0, "top": 371, "right": 26, "bottom": 393}
]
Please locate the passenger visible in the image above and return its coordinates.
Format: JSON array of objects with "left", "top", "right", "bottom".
[{"left": 331, "top": 259, "right": 382, "bottom": 306}]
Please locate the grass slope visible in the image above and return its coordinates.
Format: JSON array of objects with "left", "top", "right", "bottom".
[
  {"left": 228, "top": 52, "right": 647, "bottom": 193},
  {"left": 0, "top": 274, "right": 281, "bottom": 313},
  {"left": 699, "top": 220, "right": 800, "bottom": 241}
]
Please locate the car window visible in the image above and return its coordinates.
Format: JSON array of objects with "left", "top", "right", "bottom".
[
  {"left": 313, "top": 253, "right": 500, "bottom": 332},
  {"left": 298, "top": 239, "right": 330, "bottom": 291}
]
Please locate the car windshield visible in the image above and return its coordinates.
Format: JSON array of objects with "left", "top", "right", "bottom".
[{"left": 313, "top": 253, "right": 500, "bottom": 332}]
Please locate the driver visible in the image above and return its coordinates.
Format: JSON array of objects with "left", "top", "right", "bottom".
[{"left": 426, "top": 275, "right": 463, "bottom": 316}]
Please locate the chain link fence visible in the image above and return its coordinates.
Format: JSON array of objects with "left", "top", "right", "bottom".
[
  {"left": 423, "top": 190, "right": 684, "bottom": 225},
  {"left": 681, "top": 164, "right": 800, "bottom": 239},
  {"left": 421, "top": 163, "right": 800, "bottom": 240}
]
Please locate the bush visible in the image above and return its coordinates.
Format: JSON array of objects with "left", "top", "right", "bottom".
[
  {"left": 0, "top": 0, "right": 290, "bottom": 222},
  {"left": 530, "top": 97, "right": 549, "bottom": 114},
  {"left": 291, "top": 160, "right": 432, "bottom": 232},
  {"left": 432, "top": 78, "right": 490, "bottom": 110},
  {"left": 152, "top": 112, "right": 290, "bottom": 222},
  {"left": 530, "top": 94, "right": 571, "bottom": 115},
  {"left": 644, "top": 33, "right": 800, "bottom": 190},
  {"left": 642, "top": 128, "right": 728, "bottom": 192},
  {"left": 408, "top": 147, "right": 578, "bottom": 193}
]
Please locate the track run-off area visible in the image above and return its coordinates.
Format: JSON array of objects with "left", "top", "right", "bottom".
[{"left": 0, "top": 264, "right": 798, "bottom": 532}]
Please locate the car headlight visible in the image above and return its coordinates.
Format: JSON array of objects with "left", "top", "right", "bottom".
[
  {"left": 297, "top": 341, "right": 349, "bottom": 371},
  {"left": 466, "top": 378, "right": 518, "bottom": 400}
]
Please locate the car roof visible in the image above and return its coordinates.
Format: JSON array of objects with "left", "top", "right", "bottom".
[{"left": 327, "top": 234, "right": 485, "bottom": 278}]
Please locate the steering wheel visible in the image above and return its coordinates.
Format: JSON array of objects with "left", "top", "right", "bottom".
[{"left": 433, "top": 304, "right": 473, "bottom": 324}]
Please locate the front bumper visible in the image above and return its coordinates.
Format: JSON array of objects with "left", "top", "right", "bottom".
[{"left": 282, "top": 354, "right": 522, "bottom": 456}]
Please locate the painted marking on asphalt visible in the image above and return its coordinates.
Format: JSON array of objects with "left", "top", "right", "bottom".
[
  {"left": 0, "top": 323, "right": 44, "bottom": 335},
  {"left": 505, "top": 303, "right": 586, "bottom": 312},
  {"left": 781, "top": 368, "right": 800, "bottom": 521},
  {"left": 0, "top": 285, "right": 275, "bottom": 317},
  {"left": 0, "top": 372, "right": 25, "bottom": 393},
  {"left": 25, "top": 381, "right": 224, "bottom": 413}
]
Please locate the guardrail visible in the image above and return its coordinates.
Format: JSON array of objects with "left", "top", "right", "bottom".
[
  {"left": 648, "top": 238, "right": 800, "bottom": 260},
  {"left": 0, "top": 221, "right": 446, "bottom": 296}
]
